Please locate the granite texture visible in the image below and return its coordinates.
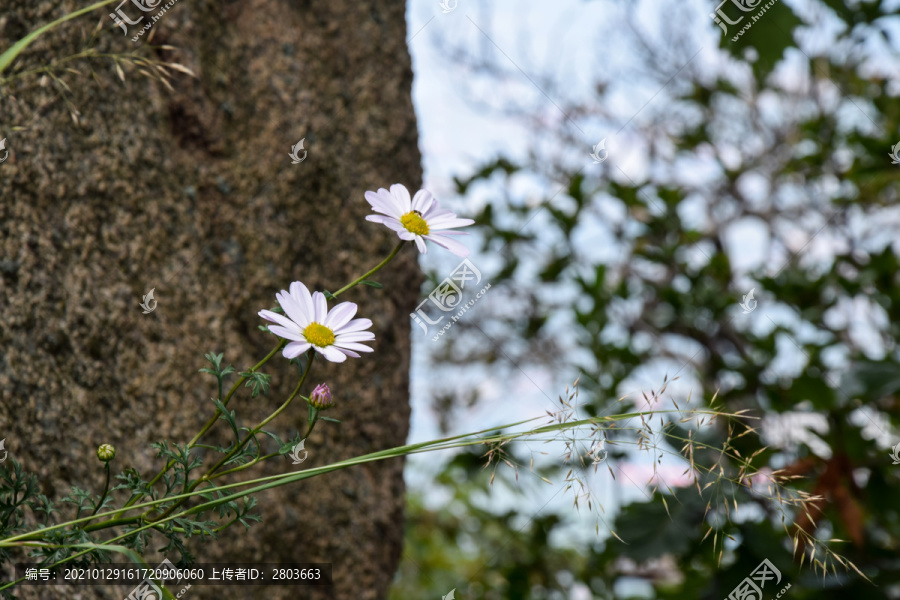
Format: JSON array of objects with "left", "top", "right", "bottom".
[{"left": 0, "top": 1, "right": 422, "bottom": 598}]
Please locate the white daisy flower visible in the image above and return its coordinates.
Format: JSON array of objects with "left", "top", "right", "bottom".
[
  {"left": 259, "top": 281, "right": 374, "bottom": 363},
  {"left": 365, "top": 183, "right": 474, "bottom": 257}
]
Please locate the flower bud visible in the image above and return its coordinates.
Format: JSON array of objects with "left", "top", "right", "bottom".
[
  {"left": 308, "top": 383, "right": 334, "bottom": 409},
  {"left": 97, "top": 444, "right": 116, "bottom": 462}
]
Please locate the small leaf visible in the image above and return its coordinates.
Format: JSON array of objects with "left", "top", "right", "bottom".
[
  {"left": 211, "top": 399, "right": 239, "bottom": 439},
  {"left": 240, "top": 371, "right": 271, "bottom": 398},
  {"left": 360, "top": 280, "right": 383, "bottom": 289},
  {"left": 260, "top": 430, "right": 284, "bottom": 446},
  {"left": 278, "top": 441, "right": 298, "bottom": 455}
]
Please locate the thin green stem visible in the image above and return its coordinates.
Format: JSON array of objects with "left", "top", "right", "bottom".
[
  {"left": 83, "top": 516, "right": 141, "bottom": 533},
  {"left": 218, "top": 340, "right": 286, "bottom": 408},
  {"left": 206, "top": 354, "right": 312, "bottom": 479},
  {"left": 214, "top": 405, "right": 322, "bottom": 479},
  {"left": 90, "top": 464, "right": 111, "bottom": 517},
  {"left": 120, "top": 242, "right": 402, "bottom": 512},
  {"left": 211, "top": 451, "right": 274, "bottom": 477},
  {"left": 17, "top": 414, "right": 541, "bottom": 541},
  {"left": 145, "top": 352, "right": 314, "bottom": 522},
  {"left": 119, "top": 339, "right": 285, "bottom": 513},
  {"left": 2, "top": 409, "right": 736, "bottom": 546},
  {"left": 331, "top": 241, "right": 405, "bottom": 298},
  {"left": 0, "top": 412, "right": 555, "bottom": 546},
  {"left": 0, "top": 406, "right": 747, "bottom": 586},
  {"left": 0, "top": 0, "right": 120, "bottom": 75}
]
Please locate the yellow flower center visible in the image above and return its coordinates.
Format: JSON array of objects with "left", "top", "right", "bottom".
[
  {"left": 304, "top": 322, "right": 335, "bottom": 347},
  {"left": 401, "top": 211, "right": 430, "bottom": 236}
]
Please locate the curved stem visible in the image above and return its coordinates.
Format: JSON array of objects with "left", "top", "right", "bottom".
[
  {"left": 114, "top": 243, "right": 402, "bottom": 517},
  {"left": 212, "top": 409, "right": 321, "bottom": 479},
  {"left": 145, "top": 352, "right": 314, "bottom": 522},
  {"left": 83, "top": 516, "right": 141, "bottom": 533},
  {"left": 331, "top": 241, "right": 405, "bottom": 298},
  {"left": 0, "top": 408, "right": 737, "bottom": 563},
  {"left": 218, "top": 340, "right": 286, "bottom": 408},
  {"left": 0, "top": 0, "right": 120, "bottom": 76},
  {"left": 119, "top": 339, "right": 285, "bottom": 513},
  {"left": 90, "top": 464, "right": 111, "bottom": 517}
]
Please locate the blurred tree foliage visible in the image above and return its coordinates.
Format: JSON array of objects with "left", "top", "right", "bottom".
[
  {"left": 392, "top": 453, "right": 593, "bottom": 600},
  {"left": 394, "top": 1, "right": 899, "bottom": 598}
]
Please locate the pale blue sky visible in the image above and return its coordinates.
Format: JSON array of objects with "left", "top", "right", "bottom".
[{"left": 400, "top": 0, "right": 900, "bottom": 562}]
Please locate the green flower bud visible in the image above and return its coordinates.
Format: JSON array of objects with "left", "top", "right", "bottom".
[{"left": 97, "top": 444, "right": 116, "bottom": 462}]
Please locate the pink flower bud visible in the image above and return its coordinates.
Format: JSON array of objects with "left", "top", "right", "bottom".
[{"left": 308, "top": 383, "right": 334, "bottom": 409}]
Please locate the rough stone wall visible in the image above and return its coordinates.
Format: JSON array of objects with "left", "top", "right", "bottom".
[{"left": 0, "top": 1, "right": 421, "bottom": 598}]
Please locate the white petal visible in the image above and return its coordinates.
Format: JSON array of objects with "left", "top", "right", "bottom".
[
  {"left": 411, "top": 188, "right": 435, "bottom": 214},
  {"left": 340, "top": 318, "right": 373, "bottom": 333},
  {"left": 269, "top": 325, "right": 306, "bottom": 341},
  {"left": 335, "top": 347, "right": 361, "bottom": 359},
  {"left": 382, "top": 218, "right": 407, "bottom": 233},
  {"left": 421, "top": 206, "right": 455, "bottom": 220},
  {"left": 334, "top": 341, "right": 374, "bottom": 353},
  {"left": 325, "top": 302, "right": 357, "bottom": 330},
  {"left": 278, "top": 290, "right": 312, "bottom": 328},
  {"left": 289, "top": 282, "right": 315, "bottom": 324},
  {"left": 427, "top": 215, "right": 475, "bottom": 229},
  {"left": 334, "top": 331, "right": 375, "bottom": 343},
  {"left": 390, "top": 183, "right": 412, "bottom": 213},
  {"left": 365, "top": 192, "right": 400, "bottom": 217},
  {"left": 283, "top": 341, "right": 311, "bottom": 359},
  {"left": 311, "top": 291, "right": 329, "bottom": 323},
  {"left": 258, "top": 309, "right": 302, "bottom": 333},
  {"left": 316, "top": 345, "right": 348, "bottom": 363},
  {"left": 414, "top": 236, "right": 427, "bottom": 254},
  {"left": 366, "top": 215, "right": 391, "bottom": 224},
  {"left": 368, "top": 187, "right": 399, "bottom": 216},
  {"left": 364, "top": 190, "right": 390, "bottom": 210},
  {"left": 397, "top": 230, "right": 416, "bottom": 241},
  {"left": 257, "top": 310, "right": 301, "bottom": 331},
  {"left": 425, "top": 233, "right": 469, "bottom": 257}
]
